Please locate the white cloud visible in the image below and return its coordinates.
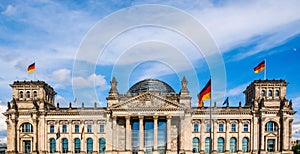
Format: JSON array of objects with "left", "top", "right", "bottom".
[
  {"left": 0, "top": 103, "right": 7, "bottom": 132},
  {"left": 0, "top": 137, "right": 7, "bottom": 143},
  {"left": 51, "top": 69, "right": 71, "bottom": 84},
  {"left": 291, "top": 96, "right": 300, "bottom": 108},
  {"left": 227, "top": 83, "right": 250, "bottom": 97},
  {"left": 73, "top": 74, "right": 108, "bottom": 90},
  {"left": 1, "top": 4, "right": 16, "bottom": 16}
]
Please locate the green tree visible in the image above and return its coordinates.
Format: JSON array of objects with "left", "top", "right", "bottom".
[{"left": 293, "top": 144, "right": 300, "bottom": 154}]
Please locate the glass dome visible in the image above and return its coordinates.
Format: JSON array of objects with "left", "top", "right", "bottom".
[{"left": 127, "top": 79, "right": 175, "bottom": 95}]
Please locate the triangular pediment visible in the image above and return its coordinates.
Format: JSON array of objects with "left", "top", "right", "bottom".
[
  {"left": 111, "top": 92, "right": 186, "bottom": 110},
  {"left": 265, "top": 132, "right": 278, "bottom": 137}
]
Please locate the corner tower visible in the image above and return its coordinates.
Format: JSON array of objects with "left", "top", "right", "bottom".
[
  {"left": 244, "top": 79, "right": 288, "bottom": 108},
  {"left": 9, "top": 80, "right": 57, "bottom": 109},
  {"left": 244, "top": 79, "right": 294, "bottom": 153}
]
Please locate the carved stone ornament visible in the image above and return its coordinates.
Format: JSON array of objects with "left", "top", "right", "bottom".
[{"left": 112, "top": 92, "right": 182, "bottom": 109}]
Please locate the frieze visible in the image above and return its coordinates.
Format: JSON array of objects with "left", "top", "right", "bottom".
[{"left": 111, "top": 92, "right": 185, "bottom": 110}]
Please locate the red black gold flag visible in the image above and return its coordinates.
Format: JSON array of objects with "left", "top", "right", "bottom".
[
  {"left": 254, "top": 61, "right": 265, "bottom": 73},
  {"left": 198, "top": 79, "right": 211, "bottom": 107},
  {"left": 27, "top": 63, "right": 35, "bottom": 73},
  {"left": 81, "top": 126, "right": 84, "bottom": 140}
]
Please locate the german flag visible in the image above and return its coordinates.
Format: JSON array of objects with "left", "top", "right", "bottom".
[
  {"left": 254, "top": 61, "right": 265, "bottom": 73},
  {"left": 27, "top": 63, "right": 35, "bottom": 73},
  {"left": 81, "top": 126, "right": 84, "bottom": 140},
  {"left": 198, "top": 79, "right": 211, "bottom": 107}
]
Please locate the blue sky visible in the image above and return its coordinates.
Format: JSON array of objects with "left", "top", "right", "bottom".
[{"left": 0, "top": 0, "right": 300, "bottom": 142}]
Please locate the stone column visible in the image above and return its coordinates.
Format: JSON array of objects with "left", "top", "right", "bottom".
[
  {"left": 125, "top": 116, "right": 132, "bottom": 151},
  {"left": 238, "top": 120, "right": 242, "bottom": 152},
  {"left": 180, "top": 116, "right": 186, "bottom": 153},
  {"left": 166, "top": 116, "right": 172, "bottom": 152},
  {"left": 225, "top": 120, "right": 230, "bottom": 153},
  {"left": 139, "top": 116, "right": 144, "bottom": 153},
  {"left": 252, "top": 117, "right": 258, "bottom": 153},
  {"left": 153, "top": 116, "right": 158, "bottom": 153},
  {"left": 112, "top": 116, "right": 117, "bottom": 151},
  {"left": 33, "top": 118, "right": 39, "bottom": 153},
  {"left": 213, "top": 120, "right": 217, "bottom": 152}
]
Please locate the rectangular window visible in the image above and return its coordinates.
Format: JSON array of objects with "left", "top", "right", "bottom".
[
  {"left": 206, "top": 124, "right": 211, "bottom": 132},
  {"left": 193, "top": 124, "right": 198, "bottom": 132},
  {"left": 87, "top": 125, "right": 92, "bottom": 133},
  {"left": 267, "top": 139, "right": 275, "bottom": 152},
  {"left": 100, "top": 125, "right": 105, "bottom": 133},
  {"left": 231, "top": 124, "right": 236, "bottom": 132},
  {"left": 62, "top": 125, "right": 67, "bottom": 133},
  {"left": 244, "top": 124, "right": 249, "bottom": 132},
  {"left": 75, "top": 125, "right": 79, "bottom": 133},
  {"left": 50, "top": 125, "right": 55, "bottom": 133},
  {"left": 132, "top": 120, "right": 139, "bottom": 153},
  {"left": 219, "top": 124, "right": 224, "bottom": 132},
  {"left": 24, "top": 140, "right": 31, "bottom": 153}
]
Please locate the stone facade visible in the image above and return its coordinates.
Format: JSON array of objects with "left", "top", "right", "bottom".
[{"left": 3, "top": 78, "right": 295, "bottom": 154}]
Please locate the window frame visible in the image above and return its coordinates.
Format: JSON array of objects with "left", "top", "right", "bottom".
[
  {"left": 218, "top": 123, "right": 224, "bottom": 132},
  {"left": 243, "top": 124, "right": 249, "bottom": 132},
  {"left": 87, "top": 125, "right": 92, "bottom": 133},
  {"left": 50, "top": 125, "right": 55, "bottom": 133},
  {"left": 62, "top": 125, "right": 67, "bottom": 133},
  {"left": 100, "top": 124, "right": 105, "bottom": 133},
  {"left": 231, "top": 123, "right": 236, "bottom": 132},
  {"left": 193, "top": 123, "right": 199, "bottom": 132},
  {"left": 87, "top": 138, "right": 93, "bottom": 153}
]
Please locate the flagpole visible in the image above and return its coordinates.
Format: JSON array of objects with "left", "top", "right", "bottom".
[
  {"left": 264, "top": 59, "right": 267, "bottom": 80},
  {"left": 209, "top": 77, "right": 212, "bottom": 154}
]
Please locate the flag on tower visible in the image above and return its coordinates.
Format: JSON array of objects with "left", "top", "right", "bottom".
[
  {"left": 74, "top": 98, "right": 78, "bottom": 105},
  {"left": 254, "top": 61, "right": 265, "bottom": 73},
  {"left": 198, "top": 79, "right": 211, "bottom": 107},
  {"left": 27, "top": 62, "right": 36, "bottom": 73}
]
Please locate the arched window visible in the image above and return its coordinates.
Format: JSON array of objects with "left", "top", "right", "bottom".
[
  {"left": 275, "top": 90, "right": 280, "bottom": 96},
  {"left": 192, "top": 137, "right": 199, "bottom": 153},
  {"left": 193, "top": 124, "right": 198, "bottom": 132},
  {"left": 99, "top": 138, "right": 106, "bottom": 154},
  {"left": 20, "top": 91, "right": 24, "bottom": 98},
  {"left": 217, "top": 137, "right": 224, "bottom": 152},
  {"left": 74, "top": 138, "right": 80, "bottom": 153},
  {"left": 268, "top": 90, "right": 273, "bottom": 97},
  {"left": 50, "top": 125, "right": 54, "bottom": 133},
  {"left": 262, "top": 90, "right": 266, "bottom": 96},
  {"left": 62, "top": 138, "right": 68, "bottom": 153},
  {"left": 49, "top": 138, "right": 56, "bottom": 153},
  {"left": 230, "top": 137, "right": 237, "bottom": 152},
  {"left": 205, "top": 137, "right": 211, "bottom": 153},
  {"left": 265, "top": 121, "right": 278, "bottom": 132},
  {"left": 21, "top": 123, "right": 33, "bottom": 132},
  {"left": 33, "top": 91, "right": 37, "bottom": 98},
  {"left": 87, "top": 138, "right": 93, "bottom": 153},
  {"left": 26, "top": 91, "right": 30, "bottom": 98},
  {"left": 242, "top": 137, "right": 250, "bottom": 152}
]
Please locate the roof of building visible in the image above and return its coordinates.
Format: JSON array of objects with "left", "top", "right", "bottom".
[{"left": 127, "top": 78, "right": 176, "bottom": 95}]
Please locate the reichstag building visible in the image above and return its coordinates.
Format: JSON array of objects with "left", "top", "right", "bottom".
[{"left": 4, "top": 77, "right": 295, "bottom": 154}]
